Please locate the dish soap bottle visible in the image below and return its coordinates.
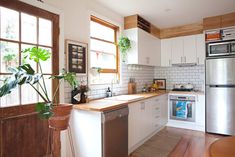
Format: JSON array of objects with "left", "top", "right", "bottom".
[{"left": 106, "top": 87, "right": 112, "bottom": 97}]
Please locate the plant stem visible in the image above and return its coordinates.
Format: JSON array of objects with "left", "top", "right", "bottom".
[
  {"left": 52, "top": 80, "right": 61, "bottom": 105},
  {"left": 38, "top": 62, "right": 49, "bottom": 101},
  {"left": 29, "top": 83, "right": 48, "bottom": 102},
  {"left": 38, "top": 82, "right": 50, "bottom": 102}
]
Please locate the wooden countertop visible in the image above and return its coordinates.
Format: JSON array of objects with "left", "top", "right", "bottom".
[{"left": 73, "top": 91, "right": 168, "bottom": 112}]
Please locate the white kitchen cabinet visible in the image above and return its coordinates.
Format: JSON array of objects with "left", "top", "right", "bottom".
[
  {"left": 128, "top": 94, "right": 168, "bottom": 154},
  {"left": 161, "top": 34, "right": 206, "bottom": 66},
  {"left": 196, "top": 94, "right": 205, "bottom": 131},
  {"left": 171, "top": 37, "right": 184, "bottom": 64},
  {"left": 196, "top": 34, "right": 206, "bottom": 65},
  {"left": 184, "top": 35, "right": 197, "bottom": 63},
  {"left": 125, "top": 28, "right": 161, "bottom": 66},
  {"left": 161, "top": 39, "right": 172, "bottom": 66}
]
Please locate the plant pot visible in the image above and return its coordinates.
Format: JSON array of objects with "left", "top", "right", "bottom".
[{"left": 49, "top": 104, "right": 73, "bottom": 131}]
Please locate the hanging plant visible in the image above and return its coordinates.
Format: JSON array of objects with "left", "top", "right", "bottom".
[{"left": 118, "top": 36, "right": 131, "bottom": 62}]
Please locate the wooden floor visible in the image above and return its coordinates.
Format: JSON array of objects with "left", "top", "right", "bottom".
[
  {"left": 130, "top": 127, "right": 225, "bottom": 157},
  {"left": 166, "top": 127, "right": 224, "bottom": 157}
]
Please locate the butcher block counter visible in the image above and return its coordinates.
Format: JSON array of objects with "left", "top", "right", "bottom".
[{"left": 73, "top": 91, "right": 168, "bottom": 112}]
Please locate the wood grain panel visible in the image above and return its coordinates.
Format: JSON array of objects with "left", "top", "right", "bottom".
[
  {"left": 1, "top": 114, "right": 50, "bottom": 157},
  {"left": 221, "top": 12, "right": 235, "bottom": 28},
  {"left": 203, "top": 15, "right": 221, "bottom": 30},
  {"left": 124, "top": 15, "right": 138, "bottom": 30},
  {"left": 160, "top": 22, "right": 203, "bottom": 39},
  {"left": 150, "top": 24, "right": 161, "bottom": 38}
]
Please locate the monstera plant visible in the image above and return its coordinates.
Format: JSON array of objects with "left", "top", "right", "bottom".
[{"left": 0, "top": 47, "right": 78, "bottom": 130}]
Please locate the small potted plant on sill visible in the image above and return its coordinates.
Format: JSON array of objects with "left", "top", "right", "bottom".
[
  {"left": 0, "top": 47, "right": 79, "bottom": 131},
  {"left": 118, "top": 36, "right": 131, "bottom": 62}
]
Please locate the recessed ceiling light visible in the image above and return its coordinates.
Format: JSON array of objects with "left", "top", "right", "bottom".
[{"left": 165, "top": 8, "right": 172, "bottom": 12}]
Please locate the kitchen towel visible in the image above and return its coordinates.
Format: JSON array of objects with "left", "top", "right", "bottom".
[{"left": 176, "top": 101, "right": 188, "bottom": 119}]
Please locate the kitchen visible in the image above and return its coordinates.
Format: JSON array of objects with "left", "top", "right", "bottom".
[{"left": 0, "top": 0, "right": 235, "bottom": 157}]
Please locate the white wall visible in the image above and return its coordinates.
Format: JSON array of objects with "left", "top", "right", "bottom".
[{"left": 39, "top": 0, "right": 124, "bottom": 156}]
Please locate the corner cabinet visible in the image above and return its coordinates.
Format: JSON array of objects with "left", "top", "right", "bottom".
[
  {"left": 124, "top": 28, "right": 161, "bottom": 66},
  {"left": 128, "top": 94, "right": 168, "bottom": 154},
  {"left": 160, "top": 34, "right": 205, "bottom": 66}
]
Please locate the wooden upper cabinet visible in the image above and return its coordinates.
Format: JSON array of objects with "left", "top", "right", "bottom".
[
  {"left": 203, "top": 15, "right": 221, "bottom": 30},
  {"left": 124, "top": 15, "right": 138, "bottom": 30},
  {"left": 221, "top": 12, "right": 235, "bottom": 28},
  {"left": 203, "top": 12, "right": 235, "bottom": 30},
  {"left": 124, "top": 14, "right": 150, "bottom": 33},
  {"left": 124, "top": 14, "right": 161, "bottom": 38}
]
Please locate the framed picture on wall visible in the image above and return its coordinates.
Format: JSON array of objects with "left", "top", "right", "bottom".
[
  {"left": 153, "top": 79, "right": 166, "bottom": 90},
  {"left": 66, "top": 39, "right": 87, "bottom": 75}
]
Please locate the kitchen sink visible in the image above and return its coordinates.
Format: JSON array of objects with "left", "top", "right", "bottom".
[{"left": 104, "top": 95, "right": 144, "bottom": 102}]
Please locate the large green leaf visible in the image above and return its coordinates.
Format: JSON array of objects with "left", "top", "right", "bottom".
[
  {"left": 23, "top": 47, "right": 51, "bottom": 63},
  {"left": 36, "top": 102, "right": 53, "bottom": 119},
  {"left": 0, "top": 64, "right": 42, "bottom": 97},
  {"left": 51, "top": 69, "right": 79, "bottom": 90}
]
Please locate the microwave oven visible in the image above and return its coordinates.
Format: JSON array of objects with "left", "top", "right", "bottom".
[{"left": 207, "top": 40, "right": 235, "bottom": 57}]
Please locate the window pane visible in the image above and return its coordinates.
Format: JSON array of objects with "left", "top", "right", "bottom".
[
  {"left": 39, "top": 47, "right": 52, "bottom": 74},
  {"left": 21, "top": 13, "right": 37, "bottom": 44},
  {"left": 0, "top": 75, "right": 20, "bottom": 107},
  {"left": 0, "top": 7, "right": 19, "bottom": 41},
  {"left": 90, "top": 73, "right": 117, "bottom": 84},
  {"left": 91, "top": 51, "right": 116, "bottom": 69},
  {"left": 90, "top": 21, "right": 115, "bottom": 42},
  {"left": 90, "top": 39, "right": 116, "bottom": 55},
  {"left": 21, "top": 44, "right": 37, "bottom": 71},
  {"left": 38, "top": 75, "right": 52, "bottom": 102},
  {"left": 0, "top": 41, "right": 19, "bottom": 73},
  {"left": 39, "top": 18, "right": 52, "bottom": 46},
  {"left": 21, "top": 84, "right": 38, "bottom": 104}
]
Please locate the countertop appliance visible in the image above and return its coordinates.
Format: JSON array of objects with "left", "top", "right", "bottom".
[
  {"left": 206, "top": 57, "right": 235, "bottom": 135},
  {"left": 102, "top": 106, "right": 129, "bottom": 157},
  {"left": 172, "top": 83, "right": 194, "bottom": 91},
  {"left": 169, "top": 95, "right": 196, "bottom": 122}
]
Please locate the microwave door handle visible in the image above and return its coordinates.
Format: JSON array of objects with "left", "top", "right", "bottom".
[{"left": 208, "top": 41, "right": 231, "bottom": 46}]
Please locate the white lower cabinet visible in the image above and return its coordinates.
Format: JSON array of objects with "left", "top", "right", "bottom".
[
  {"left": 196, "top": 94, "right": 205, "bottom": 130},
  {"left": 128, "top": 94, "right": 168, "bottom": 154}
]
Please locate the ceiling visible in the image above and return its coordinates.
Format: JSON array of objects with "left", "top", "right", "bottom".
[{"left": 93, "top": 0, "right": 235, "bottom": 28}]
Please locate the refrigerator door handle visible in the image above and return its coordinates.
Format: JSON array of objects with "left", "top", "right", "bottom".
[{"left": 209, "top": 84, "right": 235, "bottom": 88}]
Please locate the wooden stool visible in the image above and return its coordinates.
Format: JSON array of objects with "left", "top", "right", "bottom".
[{"left": 209, "top": 136, "right": 235, "bottom": 157}]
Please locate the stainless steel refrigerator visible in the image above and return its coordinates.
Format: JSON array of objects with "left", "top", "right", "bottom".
[{"left": 206, "top": 57, "right": 235, "bottom": 135}]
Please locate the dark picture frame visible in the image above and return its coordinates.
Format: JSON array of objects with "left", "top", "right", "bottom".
[
  {"left": 66, "top": 40, "right": 87, "bottom": 75},
  {"left": 153, "top": 79, "right": 166, "bottom": 90}
]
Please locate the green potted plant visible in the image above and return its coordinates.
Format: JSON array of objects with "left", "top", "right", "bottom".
[
  {"left": 0, "top": 47, "right": 78, "bottom": 131},
  {"left": 118, "top": 36, "right": 131, "bottom": 62}
]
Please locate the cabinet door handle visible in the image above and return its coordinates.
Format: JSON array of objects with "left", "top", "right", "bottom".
[
  {"left": 146, "top": 57, "right": 150, "bottom": 64},
  {"left": 140, "top": 102, "right": 145, "bottom": 110}
]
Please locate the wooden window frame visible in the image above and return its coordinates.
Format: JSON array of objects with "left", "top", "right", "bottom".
[
  {"left": 90, "top": 15, "right": 119, "bottom": 74},
  {"left": 0, "top": 0, "right": 59, "bottom": 111}
]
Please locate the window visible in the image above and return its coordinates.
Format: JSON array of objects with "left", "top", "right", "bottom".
[
  {"left": 90, "top": 16, "right": 119, "bottom": 84},
  {"left": 0, "top": 2, "right": 59, "bottom": 107},
  {"left": 90, "top": 16, "right": 118, "bottom": 72}
]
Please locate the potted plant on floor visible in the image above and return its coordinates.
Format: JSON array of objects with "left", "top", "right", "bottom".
[{"left": 0, "top": 47, "right": 79, "bottom": 130}]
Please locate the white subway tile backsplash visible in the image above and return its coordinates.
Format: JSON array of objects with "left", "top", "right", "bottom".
[
  {"left": 64, "top": 62, "right": 205, "bottom": 103},
  {"left": 154, "top": 65, "right": 205, "bottom": 91}
]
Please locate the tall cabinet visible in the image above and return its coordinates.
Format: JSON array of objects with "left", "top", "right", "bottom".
[{"left": 124, "top": 28, "right": 161, "bottom": 66}]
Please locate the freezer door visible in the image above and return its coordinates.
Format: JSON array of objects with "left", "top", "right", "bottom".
[
  {"left": 206, "top": 58, "right": 235, "bottom": 85},
  {"left": 206, "top": 86, "right": 235, "bottom": 135}
]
